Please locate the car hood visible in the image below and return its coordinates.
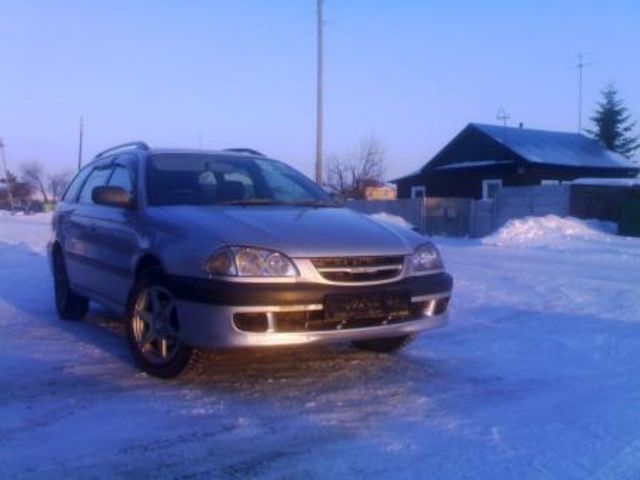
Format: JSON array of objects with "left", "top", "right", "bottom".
[{"left": 148, "top": 205, "right": 421, "bottom": 257}]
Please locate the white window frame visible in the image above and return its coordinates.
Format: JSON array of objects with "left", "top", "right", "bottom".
[
  {"left": 411, "top": 186, "right": 426, "bottom": 198},
  {"left": 541, "top": 180, "right": 561, "bottom": 186},
  {"left": 482, "top": 179, "right": 502, "bottom": 200}
]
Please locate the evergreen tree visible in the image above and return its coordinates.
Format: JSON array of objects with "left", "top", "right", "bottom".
[{"left": 586, "top": 84, "right": 639, "bottom": 158}]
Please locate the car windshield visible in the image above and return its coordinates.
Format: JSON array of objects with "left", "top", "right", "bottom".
[{"left": 146, "top": 153, "right": 335, "bottom": 207}]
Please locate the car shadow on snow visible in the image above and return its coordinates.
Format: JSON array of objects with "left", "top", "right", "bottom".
[{"left": 1, "top": 241, "right": 568, "bottom": 420}]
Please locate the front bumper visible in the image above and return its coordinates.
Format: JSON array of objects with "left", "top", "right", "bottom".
[{"left": 169, "top": 272, "right": 453, "bottom": 349}]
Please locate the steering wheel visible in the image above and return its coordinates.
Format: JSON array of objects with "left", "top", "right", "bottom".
[{"left": 161, "top": 189, "right": 201, "bottom": 205}]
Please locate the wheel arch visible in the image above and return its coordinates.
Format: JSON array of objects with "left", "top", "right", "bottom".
[
  {"left": 134, "top": 253, "right": 165, "bottom": 278},
  {"left": 51, "top": 240, "right": 63, "bottom": 256},
  {"left": 50, "top": 240, "right": 64, "bottom": 269}
]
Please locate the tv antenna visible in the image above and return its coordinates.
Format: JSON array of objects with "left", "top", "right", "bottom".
[
  {"left": 496, "top": 108, "right": 510, "bottom": 127},
  {"left": 577, "top": 54, "right": 594, "bottom": 133},
  {"left": 496, "top": 108, "right": 511, "bottom": 143}
]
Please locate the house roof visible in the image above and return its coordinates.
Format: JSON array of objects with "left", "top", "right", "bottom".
[
  {"left": 472, "top": 123, "right": 635, "bottom": 169},
  {"left": 434, "top": 159, "right": 515, "bottom": 170},
  {"left": 391, "top": 123, "right": 639, "bottom": 183}
]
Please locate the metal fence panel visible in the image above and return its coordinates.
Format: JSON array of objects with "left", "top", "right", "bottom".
[
  {"left": 494, "top": 186, "right": 570, "bottom": 229},
  {"left": 347, "top": 186, "right": 571, "bottom": 238},
  {"left": 347, "top": 199, "right": 426, "bottom": 232},
  {"left": 347, "top": 198, "right": 471, "bottom": 236}
]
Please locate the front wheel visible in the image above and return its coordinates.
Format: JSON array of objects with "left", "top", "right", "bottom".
[
  {"left": 352, "top": 334, "right": 416, "bottom": 353},
  {"left": 126, "top": 270, "right": 196, "bottom": 379}
]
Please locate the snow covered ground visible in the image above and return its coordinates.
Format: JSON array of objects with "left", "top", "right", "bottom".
[{"left": 1, "top": 213, "right": 640, "bottom": 479}]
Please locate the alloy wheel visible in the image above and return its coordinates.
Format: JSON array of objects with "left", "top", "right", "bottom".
[{"left": 132, "top": 286, "right": 182, "bottom": 365}]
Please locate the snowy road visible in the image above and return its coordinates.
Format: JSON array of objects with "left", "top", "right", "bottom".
[{"left": 1, "top": 213, "right": 640, "bottom": 479}]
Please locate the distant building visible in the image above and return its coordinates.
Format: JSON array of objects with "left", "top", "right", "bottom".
[
  {"left": 394, "top": 123, "right": 640, "bottom": 200},
  {"left": 364, "top": 184, "right": 397, "bottom": 200}
]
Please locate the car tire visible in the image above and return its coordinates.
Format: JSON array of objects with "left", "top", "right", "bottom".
[
  {"left": 125, "top": 268, "right": 199, "bottom": 379},
  {"left": 53, "top": 249, "right": 89, "bottom": 321},
  {"left": 352, "top": 334, "right": 416, "bottom": 353}
]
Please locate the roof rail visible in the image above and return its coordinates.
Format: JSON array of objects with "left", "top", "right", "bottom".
[
  {"left": 223, "top": 148, "right": 265, "bottom": 157},
  {"left": 95, "top": 141, "right": 150, "bottom": 159}
]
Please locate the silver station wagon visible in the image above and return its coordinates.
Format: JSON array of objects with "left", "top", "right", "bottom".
[{"left": 49, "top": 142, "right": 453, "bottom": 378}]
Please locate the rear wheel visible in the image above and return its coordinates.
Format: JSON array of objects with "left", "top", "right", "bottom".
[
  {"left": 126, "top": 269, "right": 196, "bottom": 378},
  {"left": 352, "top": 334, "right": 416, "bottom": 353},
  {"left": 53, "top": 249, "right": 89, "bottom": 321}
]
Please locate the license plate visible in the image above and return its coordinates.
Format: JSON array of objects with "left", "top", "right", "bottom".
[{"left": 324, "top": 291, "right": 410, "bottom": 321}]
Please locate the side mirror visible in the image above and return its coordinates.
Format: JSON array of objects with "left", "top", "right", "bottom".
[{"left": 92, "top": 186, "right": 133, "bottom": 209}]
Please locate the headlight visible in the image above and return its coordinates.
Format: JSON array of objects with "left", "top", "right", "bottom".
[
  {"left": 409, "top": 243, "right": 443, "bottom": 274},
  {"left": 204, "top": 247, "right": 298, "bottom": 277}
]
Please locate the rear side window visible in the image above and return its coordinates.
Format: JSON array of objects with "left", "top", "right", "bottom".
[
  {"left": 61, "top": 166, "right": 92, "bottom": 203},
  {"left": 78, "top": 167, "right": 113, "bottom": 204}
]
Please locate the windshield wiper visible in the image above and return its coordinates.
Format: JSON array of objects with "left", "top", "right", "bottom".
[
  {"left": 218, "top": 198, "right": 338, "bottom": 207},
  {"left": 218, "top": 198, "right": 285, "bottom": 206},
  {"left": 284, "top": 199, "right": 338, "bottom": 207}
]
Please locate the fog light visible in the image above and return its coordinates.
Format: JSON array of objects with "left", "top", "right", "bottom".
[
  {"left": 233, "top": 313, "right": 268, "bottom": 332},
  {"left": 422, "top": 297, "right": 450, "bottom": 316}
]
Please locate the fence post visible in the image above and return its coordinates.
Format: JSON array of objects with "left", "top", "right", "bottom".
[
  {"left": 491, "top": 195, "right": 498, "bottom": 231},
  {"left": 421, "top": 198, "right": 427, "bottom": 234},
  {"left": 468, "top": 199, "right": 475, "bottom": 237},
  {"left": 529, "top": 188, "right": 534, "bottom": 215}
]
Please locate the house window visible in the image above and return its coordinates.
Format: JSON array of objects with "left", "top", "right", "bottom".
[
  {"left": 411, "top": 186, "right": 426, "bottom": 198},
  {"left": 541, "top": 180, "right": 561, "bottom": 186},
  {"left": 482, "top": 179, "right": 502, "bottom": 200}
]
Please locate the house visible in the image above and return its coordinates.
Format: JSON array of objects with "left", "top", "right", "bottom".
[
  {"left": 394, "top": 123, "right": 640, "bottom": 200},
  {"left": 364, "top": 184, "right": 397, "bottom": 200}
]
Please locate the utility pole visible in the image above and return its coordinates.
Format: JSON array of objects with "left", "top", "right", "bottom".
[
  {"left": 77, "top": 116, "right": 84, "bottom": 171},
  {"left": 315, "top": 0, "right": 324, "bottom": 185},
  {"left": 0, "top": 138, "right": 15, "bottom": 209}
]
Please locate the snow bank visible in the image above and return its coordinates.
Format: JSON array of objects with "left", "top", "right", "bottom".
[
  {"left": 0, "top": 212, "right": 53, "bottom": 253},
  {"left": 483, "top": 215, "right": 618, "bottom": 247}
]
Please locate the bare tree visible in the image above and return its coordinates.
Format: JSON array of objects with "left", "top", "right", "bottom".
[
  {"left": 48, "top": 172, "right": 72, "bottom": 202},
  {"left": 21, "top": 161, "right": 49, "bottom": 203},
  {"left": 325, "top": 135, "right": 386, "bottom": 199},
  {"left": 0, "top": 170, "right": 33, "bottom": 208}
]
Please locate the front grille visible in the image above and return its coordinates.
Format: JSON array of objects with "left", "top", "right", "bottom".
[
  {"left": 311, "top": 255, "right": 404, "bottom": 283},
  {"left": 273, "top": 308, "right": 420, "bottom": 333}
]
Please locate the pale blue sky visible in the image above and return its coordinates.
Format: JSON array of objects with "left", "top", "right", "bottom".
[{"left": 1, "top": 0, "right": 638, "bottom": 179}]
